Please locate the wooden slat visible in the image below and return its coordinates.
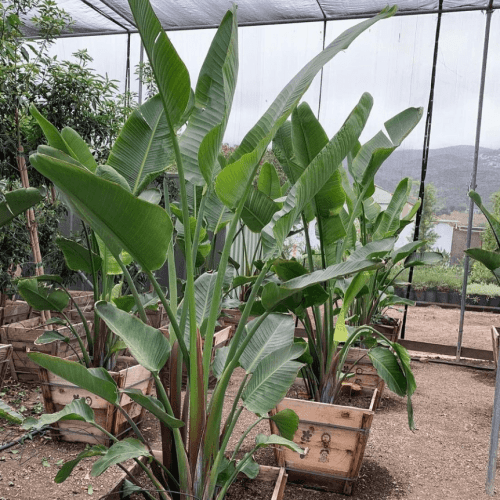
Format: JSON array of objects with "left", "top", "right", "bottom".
[
  {"left": 0, "top": 344, "right": 13, "bottom": 388},
  {"left": 271, "top": 467, "right": 288, "bottom": 500},
  {"left": 397, "top": 339, "right": 494, "bottom": 361},
  {"left": 100, "top": 457, "right": 145, "bottom": 500},
  {"left": 276, "top": 397, "right": 373, "bottom": 477}
]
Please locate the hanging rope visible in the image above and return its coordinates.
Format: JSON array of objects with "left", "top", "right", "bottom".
[{"left": 401, "top": 0, "right": 443, "bottom": 339}]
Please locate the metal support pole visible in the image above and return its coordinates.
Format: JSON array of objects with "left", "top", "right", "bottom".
[
  {"left": 125, "top": 32, "right": 131, "bottom": 103},
  {"left": 487, "top": 356, "right": 500, "bottom": 495},
  {"left": 457, "top": 1, "right": 493, "bottom": 361},
  {"left": 401, "top": 0, "right": 443, "bottom": 339},
  {"left": 138, "top": 42, "right": 144, "bottom": 105},
  {"left": 314, "top": 0, "right": 327, "bottom": 120}
]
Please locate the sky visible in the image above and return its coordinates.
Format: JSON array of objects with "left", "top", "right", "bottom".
[{"left": 48, "top": 9, "right": 500, "bottom": 152}]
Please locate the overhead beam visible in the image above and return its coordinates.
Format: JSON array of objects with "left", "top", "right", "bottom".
[{"left": 24, "top": 5, "right": 500, "bottom": 39}]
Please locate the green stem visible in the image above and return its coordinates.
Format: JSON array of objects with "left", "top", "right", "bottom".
[
  {"left": 146, "top": 270, "right": 190, "bottom": 370},
  {"left": 92, "top": 423, "right": 166, "bottom": 500},
  {"left": 302, "top": 214, "right": 323, "bottom": 340},
  {"left": 117, "top": 257, "right": 147, "bottom": 324},
  {"left": 152, "top": 372, "right": 191, "bottom": 494},
  {"left": 221, "top": 373, "right": 249, "bottom": 445},
  {"left": 60, "top": 312, "right": 91, "bottom": 367},
  {"left": 191, "top": 188, "right": 208, "bottom": 267},
  {"left": 230, "top": 416, "right": 264, "bottom": 461},
  {"left": 368, "top": 266, "right": 405, "bottom": 322},
  {"left": 59, "top": 283, "right": 92, "bottom": 355},
  {"left": 163, "top": 175, "right": 178, "bottom": 310}
]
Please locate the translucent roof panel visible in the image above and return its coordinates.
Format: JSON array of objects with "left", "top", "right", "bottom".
[
  {"left": 18, "top": 0, "right": 498, "bottom": 37},
  {"left": 320, "top": 0, "right": 489, "bottom": 18},
  {"left": 480, "top": 10, "right": 500, "bottom": 150}
]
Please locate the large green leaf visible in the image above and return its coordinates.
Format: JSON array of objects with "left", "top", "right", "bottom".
[
  {"left": 61, "top": 127, "right": 98, "bottom": 172},
  {"left": 30, "top": 104, "right": 71, "bottom": 154},
  {"left": 0, "top": 188, "right": 43, "bottom": 227},
  {"left": 390, "top": 241, "right": 425, "bottom": 265},
  {"left": 55, "top": 445, "right": 107, "bottom": 483},
  {"left": 107, "top": 94, "right": 172, "bottom": 195},
  {"left": 292, "top": 102, "right": 329, "bottom": 169},
  {"left": 239, "top": 313, "right": 295, "bottom": 373},
  {"left": 56, "top": 236, "right": 102, "bottom": 274},
  {"left": 255, "top": 433, "right": 304, "bottom": 455},
  {"left": 242, "top": 344, "right": 305, "bottom": 415},
  {"left": 204, "top": 188, "right": 233, "bottom": 234},
  {"left": 334, "top": 272, "right": 371, "bottom": 342},
  {"left": 179, "top": 7, "right": 238, "bottom": 186},
  {"left": 216, "top": 7, "right": 397, "bottom": 210},
  {"left": 372, "top": 178, "right": 412, "bottom": 240},
  {"left": 391, "top": 343, "right": 416, "bottom": 430},
  {"left": 469, "top": 191, "right": 500, "bottom": 250},
  {"left": 271, "top": 259, "right": 329, "bottom": 310},
  {"left": 30, "top": 150, "right": 172, "bottom": 272},
  {"left": 0, "top": 400, "right": 24, "bottom": 424},
  {"left": 350, "top": 108, "right": 423, "bottom": 197},
  {"left": 258, "top": 162, "right": 282, "bottom": 201},
  {"left": 22, "top": 398, "right": 95, "bottom": 431},
  {"left": 269, "top": 409, "right": 299, "bottom": 441},
  {"left": 17, "top": 278, "right": 69, "bottom": 312},
  {"left": 404, "top": 252, "right": 443, "bottom": 268},
  {"left": 291, "top": 101, "right": 347, "bottom": 265},
  {"left": 128, "top": 1, "right": 191, "bottom": 129},
  {"left": 120, "top": 389, "right": 184, "bottom": 429},
  {"left": 348, "top": 237, "right": 396, "bottom": 261},
  {"left": 261, "top": 258, "right": 382, "bottom": 310},
  {"left": 241, "top": 188, "right": 279, "bottom": 233},
  {"left": 261, "top": 93, "right": 373, "bottom": 258},
  {"left": 95, "top": 233, "right": 132, "bottom": 276},
  {"left": 27, "top": 353, "right": 119, "bottom": 404},
  {"left": 91, "top": 438, "right": 151, "bottom": 477},
  {"left": 465, "top": 248, "right": 500, "bottom": 272},
  {"left": 367, "top": 347, "right": 407, "bottom": 396},
  {"left": 96, "top": 301, "right": 170, "bottom": 374}
]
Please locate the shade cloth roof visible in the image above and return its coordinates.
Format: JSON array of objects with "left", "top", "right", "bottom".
[{"left": 21, "top": 0, "right": 499, "bottom": 37}]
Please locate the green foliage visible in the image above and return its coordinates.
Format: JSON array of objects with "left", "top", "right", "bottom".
[
  {"left": 0, "top": 1, "right": 134, "bottom": 294},
  {"left": 19, "top": 3, "right": 419, "bottom": 499},
  {"left": 408, "top": 180, "right": 442, "bottom": 252}
]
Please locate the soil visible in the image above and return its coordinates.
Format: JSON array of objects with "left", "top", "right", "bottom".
[
  {"left": 0, "top": 304, "right": 499, "bottom": 499},
  {"left": 390, "top": 304, "right": 498, "bottom": 352}
]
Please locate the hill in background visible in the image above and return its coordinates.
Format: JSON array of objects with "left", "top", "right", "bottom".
[{"left": 376, "top": 145, "right": 500, "bottom": 214}]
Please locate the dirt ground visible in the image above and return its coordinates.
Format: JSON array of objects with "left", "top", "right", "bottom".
[
  {"left": 391, "top": 304, "right": 499, "bottom": 352},
  {"left": 0, "top": 304, "right": 499, "bottom": 500}
]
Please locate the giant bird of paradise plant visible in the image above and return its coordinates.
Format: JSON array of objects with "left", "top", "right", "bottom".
[{"left": 20, "top": 2, "right": 417, "bottom": 499}]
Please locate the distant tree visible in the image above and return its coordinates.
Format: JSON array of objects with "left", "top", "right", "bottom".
[{"left": 408, "top": 180, "right": 442, "bottom": 252}]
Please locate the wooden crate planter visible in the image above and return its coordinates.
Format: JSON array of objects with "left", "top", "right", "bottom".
[
  {"left": 0, "top": 317, "right": 88, "bottom": 382},
  {"left": 146, "top": 304, "right": 167, "bottom": 328},
  {"left": 343, "top": 348, "right": 385, "bottom": 410},
  {"left": 0, "top": 344, "right": 13, "bottom": 389},
  {"left": 39, "top": 355, "right": 153, "bottom": 445},
  {"left": 371, "top": 317, "right": 401, "bottom": 342},
  {"left": 0, "top": 300, "right": 34, "bottom": 326},
  {"left": 67, "top": 290, "right": 94, "bottom": 310},
  {"left": 270, "top": 388, "right": 380, "bottom": 496}
]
